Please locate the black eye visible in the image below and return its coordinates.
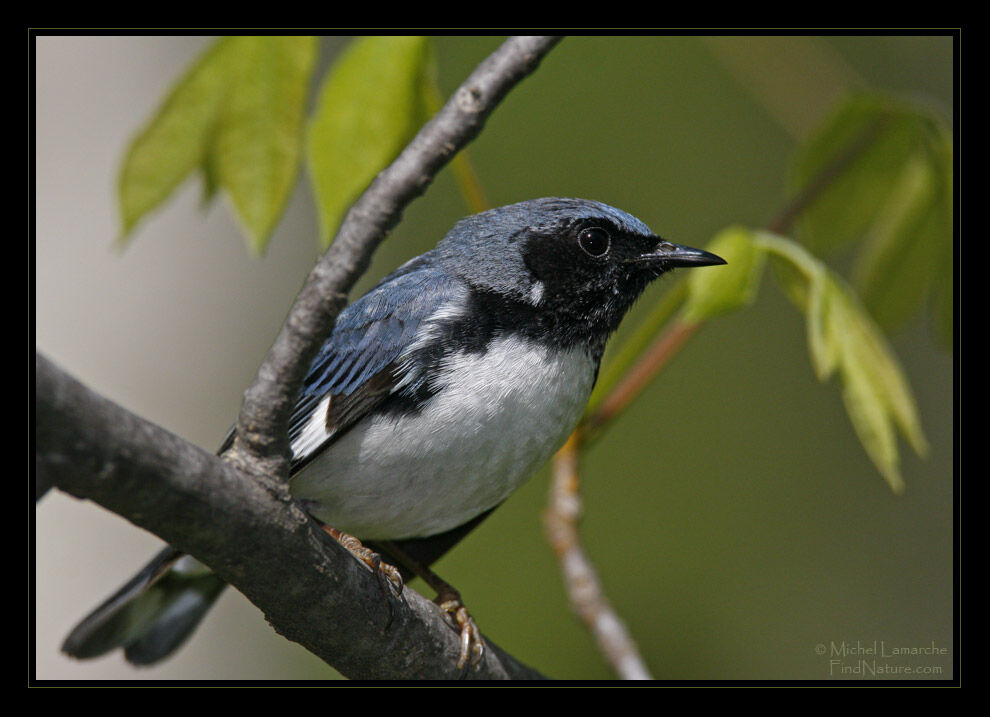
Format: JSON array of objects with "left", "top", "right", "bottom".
[{"left": 578, "top": 227, "right": 610, "bottom": 257}]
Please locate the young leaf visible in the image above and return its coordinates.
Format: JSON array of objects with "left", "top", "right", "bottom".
[
  {"left": 212, "top": 36, "right": 318, "bottom": 254},
  {"left": 789, "top": 91, "right": 953, "bottom": 338},
  {"left": 805, "top": 268, "right": 839, "bottom": 380},
  {"left": 307, "top": 36, "right": 433, "bottom": 247},
  {"left": 852, "top": 122, "right": 953, "bottom": 339},
  {"left": 757, "top": 231, "right": 928, "bottom": 492},
  {"left": 682, "top": 227, "right": 764, "bottom": 322},
  {"left": 118, "top": 38, "right": 236, "bottom": 242},
  {"left": 790, "top": 92, "right": 921, "bottom": 253},
  {"left": 839, "top": 349, "right": 903, "bottom": 493},
  {"left": 826, "top": 270, "right": 929, "bottom": 493},
  {"left": 117, "top": 36, "right": 318, "bottom": 253}
]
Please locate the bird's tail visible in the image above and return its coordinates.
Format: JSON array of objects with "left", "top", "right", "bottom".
[{"left": 61, "top": 546, "right": 227, "bottom": 666}]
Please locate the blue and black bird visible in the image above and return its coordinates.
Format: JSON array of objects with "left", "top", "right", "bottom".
[{"left": 62, "top": 197, "right": 725, "bottom": 669}]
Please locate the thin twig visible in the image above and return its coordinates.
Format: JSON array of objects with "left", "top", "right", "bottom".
[
  {"left": 544, "top": 321, "right": 699, "bottom": 680},
  {"left": 545, "top": 436, "right": 653, "bottom": 680}
]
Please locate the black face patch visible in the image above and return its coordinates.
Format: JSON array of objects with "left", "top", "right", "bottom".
[{"left": 518, "top": 217, "right": 666, "bottom": 348}]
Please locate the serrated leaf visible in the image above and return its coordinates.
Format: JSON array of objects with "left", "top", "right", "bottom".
[
  {"left": 212, "top": 36, "right": 318, "bottom": 254},
  {"left": 789, "top": 91, "right": 953, "bottom": 341},
  {"left": 829, "top": 272, "right": 929, "bottom": 489},
  {"left": 118, "top": 38, "right": 236, "bottom": 242},
  {"left": 851, "top": 153, "right": 942, "bottom": 331},
  {"left": 307, "top": 36, "right": 432, "bottom": 247},
  {"left": 839, "top": 349, "right": 904, "bottom": 493},
  {"left": 757, "top": 231, "right": 927, "bottom": 492},
  {"left": 117, "top": 36, "right": 318, "bottom": 252},
  {"left": 790, "top": 92, "right": 926, "bottom": 254},
  {"left": 852, "top": 121, "right": 953, "bottom": 334},
  {"left": 682, "top": 227, "right": 764, "bottom": 323}
]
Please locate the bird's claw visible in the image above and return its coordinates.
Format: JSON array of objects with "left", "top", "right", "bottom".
[
  {"left": 437, "top": 597, "right": 484, "bottom": 670},
  {"left": 322, "top": 525, "right": 404, "bottom": 619}
]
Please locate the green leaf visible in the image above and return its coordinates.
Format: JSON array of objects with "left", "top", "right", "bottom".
[
  {"left": 757, "top": 231, "right": 928, "bottom": 492},
  {"left": 789, "top": 91, "right": 953, "bottom": 339},
  {"left": 212, "top": 36, "right": 318, "bottom": 253},
  {"left": 839, "top": 348, "right": 903, "bottom": 493},
  {"left": 827, "top": 269, "right": 929, "bottom": 493},
  {"left": 851, "top": 123, "right": 953, "bottom": 335},
  {"left": 682, "top": 227, "right": 765, "bottom": 322},
  {"left": 117, "top": 36, "right": 318, "bottom": 253},
  {"left": 118, "top": 38, "right": 236, "bottom": 242},
  {"left": 307, "top": 36, "right": 433, "bottom": 247},
  {"left": 791, "top": 92, "right": 924, "bottom": 253},
  {"left": 805, "top": 268, "right": 839, "bottom": 380}
]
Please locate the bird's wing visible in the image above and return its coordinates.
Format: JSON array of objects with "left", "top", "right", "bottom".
[{"left": 218, "top": 252, "right": 464, "bottom": 473}]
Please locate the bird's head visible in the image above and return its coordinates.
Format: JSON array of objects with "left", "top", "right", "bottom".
[{"left": 438, "top": 198, "right": 725, "bottom": 345}]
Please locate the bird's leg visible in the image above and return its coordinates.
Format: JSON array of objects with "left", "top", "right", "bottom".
[
  {"left": 320, "top": 524, "right": 404, "bottom": 627},
  {"left": 377, "top": 540, "right": 484, "bottom": 670},
  {"left": 437, "top": 593, "right": 484, "bottom": 672}
]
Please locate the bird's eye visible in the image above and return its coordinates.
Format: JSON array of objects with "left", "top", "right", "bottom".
[{"left": 578, "top": 227, "right": 610, "bottom": 257}]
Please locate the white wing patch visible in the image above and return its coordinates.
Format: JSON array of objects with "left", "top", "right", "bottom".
[{"left": 290, "top": 393, "right": 333, "bottom": 460}]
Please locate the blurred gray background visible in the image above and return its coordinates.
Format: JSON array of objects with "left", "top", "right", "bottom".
[{"left": 35, "top": 35, "right": 954, "bottom": 680}]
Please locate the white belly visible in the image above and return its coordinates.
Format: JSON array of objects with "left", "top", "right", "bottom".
[{"left": 290, "top": 336, "right": 596, "bottom": 539}]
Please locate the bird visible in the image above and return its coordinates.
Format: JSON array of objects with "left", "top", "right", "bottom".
[{"left": 61, "top": 197, "right": 725, "bottom": 671}]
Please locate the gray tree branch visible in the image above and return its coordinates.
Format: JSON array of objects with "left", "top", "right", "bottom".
[{"left": 37, "top": 352, "right": 545, "bottom": 679}]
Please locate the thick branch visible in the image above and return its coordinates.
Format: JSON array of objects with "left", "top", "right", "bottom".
[
  {"left": 232, "top": 36, "right": 563, "bottom": 481},
  {"left": 36, "top": 352, "right": 545, "bottom": 680}
]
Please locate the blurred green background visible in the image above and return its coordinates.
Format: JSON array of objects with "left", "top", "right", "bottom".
[{"left": 35, "top": 35, "right": 954, "bottom": 680}]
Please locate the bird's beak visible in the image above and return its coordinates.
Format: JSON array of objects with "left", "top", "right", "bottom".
[{"left": 635, "top": 239, "right": 726, "bottom": 268}]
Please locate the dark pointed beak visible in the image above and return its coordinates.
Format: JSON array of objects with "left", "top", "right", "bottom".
[{"left": 635, "top": 239, "right": 727, "bottom": 268}]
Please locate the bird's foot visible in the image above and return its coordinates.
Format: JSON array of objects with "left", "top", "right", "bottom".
[
  {"left": 436, "top": 591, "right": 484, "bottom": 670},
  {"left": 372, "top": 539, "right": 485, "bottom": 671},
  {"left": 321, "top": 525, "right": 404, "bottom": 621}
]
